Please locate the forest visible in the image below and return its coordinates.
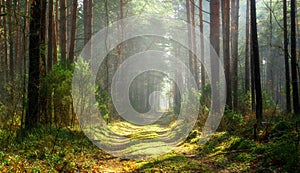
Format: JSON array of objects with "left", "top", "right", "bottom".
[{"left": 0, "top": 0, "right": 300, "bottom": 172}]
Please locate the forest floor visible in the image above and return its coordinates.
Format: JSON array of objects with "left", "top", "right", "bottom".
[{"left": 0, "top": 116, "right": 299, "bottom": 172}]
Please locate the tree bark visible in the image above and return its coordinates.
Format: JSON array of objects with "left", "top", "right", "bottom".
[
  {"left": 69, "top": 0, "right": 77, "bottom": 63},
  {"left": 199, "top": 0, "right": 205, "bottom": 90},
  {"left": 60, "top": 0, "right": 67, "bottom": 64},
  {"left": 250, "top": 0, "right": 263, "bottom": 125},
  {"left": 290, "top": 0, "right": 299, "bottom": 114},
  {"left": 266, "top": 0, "right": 274, "bottom": 96},
  {"left": 210, "top": 0, "right": 220, "bottom": 127},
  {"left": 6, "top": 0, "right": 14, "bottom": 80},
  {"left": 222, "top": 0, "right": 231, "bottom": 109},
  {"left": 48, "top": 0, "right": 53, "bottom": 71},
  {"left": 26, "top": 0, "right": 41, "bottom": 130},
  {"left": 283, "top": 0, "right": 291, "bottom": 113},
  {"left": 245, "top": 0, "right": 250, "bottom": 93},
  {"left": 84, "top": 0, "right": 92, "bottom": 60},
  {"left": 191, "top": 0, "right": 199, "bottom": 88},
  {"left": 185, "top": 0, "right": 194, "bottom": 76},
  {"left": 231, "top": 0, "right": 239, "bottom": 110},
  {"left": 53, "top": 0, "right": 58, "bottom": 65}
]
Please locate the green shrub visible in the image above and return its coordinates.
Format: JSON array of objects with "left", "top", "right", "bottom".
[
  {"left": 41, "top": 63, "right": 74, "bottom": 126},
  {"left": 218, "top": 110, "right": 243, "bottom": 132}
]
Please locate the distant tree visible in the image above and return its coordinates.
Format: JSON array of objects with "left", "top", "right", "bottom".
[
  {"left": 185, "top": 0, "right": 194, "bottom": 76},
  {"left": 84, "top": 0, "right": 93, "bottom": 61},
  {"left": 60, "top": 0, "right": 67, "bottom": 64},
  {"left": 6, "top": 0, "right": 14, "bottom": 80},
  {"left": 53, "top": 0, "right": 58, "bottom": 64},
  {"left": 245, "top": 0, "right": 250, "bottom": 93},
  {"left": 1, "top": 0, "right": 8, "bottom": 83},
  {"left": 222, "top": 0, "right": 231, "bottom": 109},
  {"left": 231, "top": 0, "right": 239, "bottom": 110},
  {"left": 210, "top": 0, "right": 220, "bottom": 118},
  {"left": 250, "top": 0, "right": 262, "bottom": 125},
  {"left": 84, "top": 0, "right": 93, "bottom": 45},
  {"left": 191, "top": 0, "right": 199, "bottom": 87},
  {"left": 266, "top": 0, "right": 274, "bottom": 96},
  {"left": 283, "top": 0, "right": 291, "bottom": 113},
  {"left": 199, "top": 0, "right": 205, "bottom": 89},
  {"left": 290, "top": 0, "right": 299, "bottom": 114},
  {"left": 69, "top": 0, "right": 78, "bottom": 63},
  {"left": 48, "top": 0, "right": 54, "bottom": 71}
]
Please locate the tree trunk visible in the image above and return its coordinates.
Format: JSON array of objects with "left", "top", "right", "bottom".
[
  {"left": 53, "top": 0, "right": 58, "bottom": 65},
  {"left": 250, "top": 0, "right": 262, "bottom": 125},
  {"left": 185, "top": 0, "right": 194, "bottom": 76},
  {"left": 6, "top": 0, "right": 14, "bottom": 80},
  {"left": 39, "top": 0, "right": 47, "bottom": 123},
  {"left": 84, "top": 0, "right": 92, "bottom": 61},
  {"left": 60, "top": 0, "right": 67, "bottom": 64},
  {"left": 210, "top": 0, "right": 220, "bottom": 126},
  {"left": 69, "top": 0, "right": 77, "bottom": 63},
  {"left": 199, "top": 0, "right": 205, "bottom": 90},
  {"left": 15, "top": 0, "right": 21, "bottom": 73},
  {"left": 283, "top": 0, "right": 291, "bottom": 113},
  {"left": 191, "top": 0, "right": 199, "bottom": 88},
  {"left": 1, "top": 0, "right": 8, "bottom": 84},
  {"left": 26, "top": 0, "right": 41, "bottom": 130},
  {"left": 231, "top": 0, "right": 239, "bottom": 110},
  {"left": 245, "top": 0, "right": 250, "bottom": 93},
  {"left": 222, "top": 0, "right": 231, "bottom": 109},
  {"left": 266, "top": 0, "right": 274, "bottom": 96},
  {"left": 48, "top": 0, "right": 54, "bottom": 71},
  {"left": 84, "top": 0, "right": 92, "bottom": 45},
  {"left": 290, "top": 0, "right": 300, "bottom": 114}
]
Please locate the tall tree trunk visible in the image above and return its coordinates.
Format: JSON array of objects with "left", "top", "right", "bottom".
[
  {"left": 6, "top": 0, "right": 14, "bottom": 80},
  {"left": 47, "top": 0, "right": 54, "bottom": 124},
  {"left": 53, "top": 0, "right": 58, "bottom": 64},
  {"left": 1, "top": 0, "right": 8, "bottom": 84},
  {"left": 191, "top": 0, "right": 199, "bottom": 87},
  {"left": 84, "top": 0, "right": 92, "bottom": 45},
  {"left": 210, "top": 0, "right": 220, "bottom": 125},
  {"left": 267, "top": 0, "right": 274, "bottom": 96},
  {"left": 222, "top": 0, "right": 231, "bottom": 109},
  {"left": 199, "top": 0, "right": 205, "bottom": 89},
  {"left": 39, "top": 0, "right": 47, "bottom": 123},
  {"left": 245, "top": 0, "right": 250, "bottom": 93},
  {"left": 69, "top": 0, "right": 77, "bottom": 63},
  {"left": 250, "top": 0, "right": 262, "bottom": 125},
  {"left": 231, "top": 0, "right": 239, "bottom": 110},
  {"left": 15, "top": 0, "right": 21, "bottom": 73},
  {"left": 283, "top": 0, "right": 291, "bottom": 113},
  {"left": 290, "top": 0, "right": 300, "bottom": 114},
  {"left": 185, "top": 0, "right": 194, "bottom": 76},
  {"left": 60, "top": 0, "right": 67, "bottom": 64},
  {"left": 26, "top": 0, "right": 41, "bottom": 130},
  {"left": 48, "top": 0, "right": 53, "bottom": 71},
  {"left": 119, "top": 0, "right": 125, "bottom": 62},
  {"left": 84, "top": 0, "right": 92, "bottom": 60}
]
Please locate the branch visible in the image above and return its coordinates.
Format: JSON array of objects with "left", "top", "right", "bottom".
[
  {"left": 261, "top": 0, "right": 284, "bottom": 30},
  {"left": 189, "top": 0, "right": 210, "bottom": 15},
  {"left": 0, "top": 13, "right": 6, "bottom": 16}
]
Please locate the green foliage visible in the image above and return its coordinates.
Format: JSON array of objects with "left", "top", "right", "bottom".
[
  {"left": 227, "top": 137, "right": 255, "bottom": 150},
  {"left": 95, "top": 85, "right": 111, "bottom": 123},
  {"left": 135, "top": 154, "right": 208, "bottom": 172},
  {"left": 218, "top": 110, "right": 243, "bottom": 132},
  {"left": 261, "top": 90, "right": 277, "bottom": 110},
  {"left": 41, "top": 63, "right": 74, "bottom": 126}
]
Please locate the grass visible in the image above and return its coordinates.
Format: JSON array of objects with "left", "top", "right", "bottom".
[{"left": 0, "top": 119, "right": 299, "bottom": 172}]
